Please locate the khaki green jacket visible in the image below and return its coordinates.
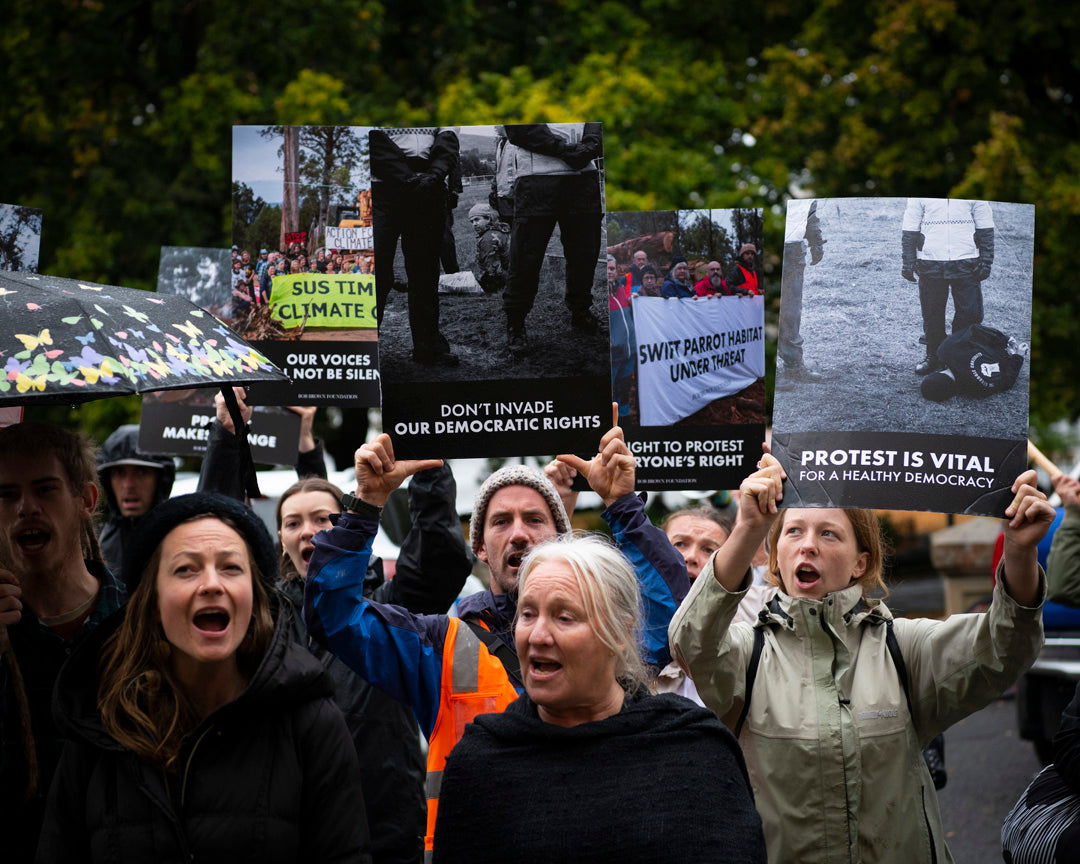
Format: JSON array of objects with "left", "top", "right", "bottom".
[
  {"left": 669, "top": 563, "right": 1044, "bottom": 864},
  {"left": 1048, "top": 505, "right": 1080, "bottom": 606}
]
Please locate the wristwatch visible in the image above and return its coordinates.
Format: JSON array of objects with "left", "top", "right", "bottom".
[{"left": 339, "top": 491, "right": 383, "bottom": 517}]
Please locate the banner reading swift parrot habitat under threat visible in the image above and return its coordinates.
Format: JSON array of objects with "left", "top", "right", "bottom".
[{"left": 604, "top": 208, "right": 767, "bottom": 491}]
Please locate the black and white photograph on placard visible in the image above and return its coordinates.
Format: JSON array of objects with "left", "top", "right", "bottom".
[
  {"left": 771, "top": 196, "right": 1034, "bottom": 516},
  {"left": 605, "top": 208, "right": 766, "bottom": 490},
  {"left": 156, "top": 246, "right": 232, "bottom": 313},
  {"left": 376, "top": 123, "right": 609, "bottom": 385},
  {"left": 379, "top": 122, "right": 611, "bottom": 460},
  {"left": 0, "top": 203, "right": 43, "bottom": 273}
]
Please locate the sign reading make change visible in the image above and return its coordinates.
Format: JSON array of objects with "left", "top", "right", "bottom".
[
  {"left": 269, "top": 273, "right": 377, "bottom": 328},
  {"left": 771, "top": 197, "right": 1034, "bottom": 516}
]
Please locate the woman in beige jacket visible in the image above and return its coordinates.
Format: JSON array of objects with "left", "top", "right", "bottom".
[{"left": 669, "top": 449, "right": 1051, "bottom": 863}]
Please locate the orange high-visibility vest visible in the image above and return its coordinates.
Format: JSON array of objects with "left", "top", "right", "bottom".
[
  {"left": 736, "top": 264, "right": 760, "bottom": 295},
  {"left": 423, "top": 616, "right": 520, "bottom": 861}
]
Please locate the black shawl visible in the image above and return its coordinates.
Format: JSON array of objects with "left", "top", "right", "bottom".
[{"left": 432, "top": 690, "right": 766, "bottom": 863}]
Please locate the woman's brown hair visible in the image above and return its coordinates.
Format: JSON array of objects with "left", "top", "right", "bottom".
[
  {"left": 96, "top": 514, "right": 274, "bottom": 771},
  {"left": 275, "top": 477, "right": 343, "bottom": 582}
]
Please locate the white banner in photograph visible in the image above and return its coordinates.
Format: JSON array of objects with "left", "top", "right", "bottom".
[
  {"left": 325, "top": 225, "right": 373, "bottom": 250},
  {"left": 635, "top": 295, "right": 765, "bottom": 426}
]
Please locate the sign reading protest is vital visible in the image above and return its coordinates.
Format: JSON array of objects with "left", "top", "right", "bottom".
[
  {"left": 325, "top": 225, "right": 373, "bottom": 250},
  {"left": 269, "top": 273, "right": 377, "bottom": 329},
  {"left": 634, "top": 295, "right": 765, "bottom": 426}
]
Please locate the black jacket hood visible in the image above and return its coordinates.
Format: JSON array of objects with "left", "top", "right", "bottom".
[
  {"left": 53, "top": 592, "right": 334, "bottom": 753},
  {"left": 97, "top": 425, "right": 176, "bottom": 520}
]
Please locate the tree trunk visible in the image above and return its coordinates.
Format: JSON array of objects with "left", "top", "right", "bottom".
[{"left": 281, "top": 126, "right": 300, "bottom": 250}]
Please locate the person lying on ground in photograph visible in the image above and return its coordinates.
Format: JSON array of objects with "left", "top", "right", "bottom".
[
  {"left": 302, "top": 405, "right": 689, "bottom": 859},
  {"left": 432, "top": 533, "right": 767, "bottom": 864},
  {"left": 669, "top": 447, "right": 1049, "bottom": 863},
  {"left": 37, "top": 492, "right": 370, "bottom": 863}
]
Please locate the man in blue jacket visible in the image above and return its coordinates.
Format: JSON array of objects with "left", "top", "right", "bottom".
[{"left": 304, "top": 412, "right": 689, "bottom": 856}]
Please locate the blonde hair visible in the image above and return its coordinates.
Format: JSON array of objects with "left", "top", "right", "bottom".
[
  {"left": 516, "top": 533, "right": 648, "bottom": 693},
  {"left": 766, "top": 508, "right": 889, "bottom": 601}
]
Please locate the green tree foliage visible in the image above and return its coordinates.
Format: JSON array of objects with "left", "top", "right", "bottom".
[{"left": 4, "top": 0, "right": 1078, "bottom": 456}]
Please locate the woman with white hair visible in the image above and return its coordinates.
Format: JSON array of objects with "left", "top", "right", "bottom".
[{"left": 432, "top": 533, "right": 765, "bottom": 863}]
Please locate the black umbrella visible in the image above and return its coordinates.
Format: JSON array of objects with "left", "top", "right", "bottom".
[
  {"left": 0, "top": 270, "right": 290, "bottom": 497},
  {"left": 0, "top": 270, "right": 287, "bottom": 402}
]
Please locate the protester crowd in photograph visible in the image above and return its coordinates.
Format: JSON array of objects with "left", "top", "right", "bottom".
[{"left": 228, "top": 243, "right": 371, "bottom": 317}]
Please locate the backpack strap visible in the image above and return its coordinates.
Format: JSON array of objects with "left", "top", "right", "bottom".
[
  {"left": 884, "top": 617, "right": 913, "bottom": 717},
  {"left": 734, "top": 624, "right": 765, "bottom": 739},
  {"left": 462, "top": 616, "right": 523, "bottom": 687}
]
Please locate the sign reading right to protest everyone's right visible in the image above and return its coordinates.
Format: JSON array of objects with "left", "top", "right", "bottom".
[
  {"left": 771, "top": 197, "right": 1035, "bottom": 516},
  {"left": 604, "top": 208, "right": 767, "bottom": 491}
]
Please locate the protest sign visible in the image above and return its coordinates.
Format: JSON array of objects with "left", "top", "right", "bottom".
[
  {"left": 232, "top": 125, "right": 380, "bottom": 405},
  {"left": 147, "top": 245, "right": 304, "bottom": 465},
  {"left": 0, "top": 203, "right": 42, "bottom": 273},
  {"left": 603, "top": 208, "right": 767, "bottom": 490},
  {"left": 634, "top": 296, "right": 765, "bottom": 426},
  {"left": 139, "top": 394, "right": 301, "bottom": 465},
  {"left": 325, "top": 225, "right": 373, "bottom": 250},
  {"left": 771, "top": 197, "right": 1034, "bottom": 516},
  {"left": 379, "top": 123, "right": 611, "bottom": 458},
  {"left": 268, "top": 273, "right": 377, "bottom": 329}
]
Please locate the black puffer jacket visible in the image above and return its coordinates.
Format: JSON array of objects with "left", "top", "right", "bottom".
[
  {"left": 96, "top": 425, "right": 175, "bottom": 583},
  {"left": 37, "top": 604, "right": 370, "bottom": 864},
  {"left": 277, "top": 579, "right": 425, "bottom": 864}
]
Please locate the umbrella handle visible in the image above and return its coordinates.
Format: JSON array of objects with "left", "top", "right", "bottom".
[{"left": 221, "top": 385, "right": 262, "bottom": 499}]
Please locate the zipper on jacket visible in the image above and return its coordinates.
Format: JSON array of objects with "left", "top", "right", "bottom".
[{"left": 180, "top": 724, "right": 216, "bottom": 808}]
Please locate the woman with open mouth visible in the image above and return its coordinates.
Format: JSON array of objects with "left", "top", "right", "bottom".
[
  {"left": 670, "top": 449, "right": 1052, "bottom": 864},
  {"left": 37, "top": 492, "right": 369, "bottom": 863},
  {"left": 432, "top": 533, "right": 766, "bottom": 863}
]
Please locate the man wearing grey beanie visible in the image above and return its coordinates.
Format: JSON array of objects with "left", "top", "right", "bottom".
[{"left": 303, "top": 408, "right": 689, "bottom": 858}]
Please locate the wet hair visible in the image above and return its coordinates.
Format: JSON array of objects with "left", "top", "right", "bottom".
[
  {"left": 0, "top": 422, "right": 102, "bottom": 560},
  {"left": 97, "top": 513, "right": 274, "bottom": 771},
  {"left": 275, "top": 477, "right": 344, "bottom": 582},
  {"left": 766, "top": 508, "right": 889, "bottom": 601},
  {"left": 517, "top": 533, "right": 648, "bottom": 695}
]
